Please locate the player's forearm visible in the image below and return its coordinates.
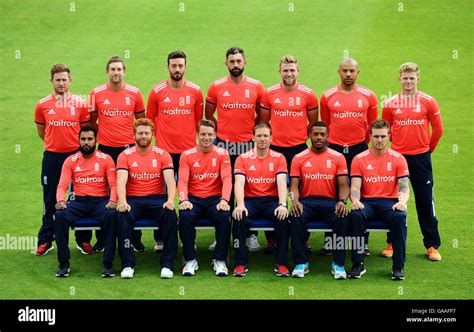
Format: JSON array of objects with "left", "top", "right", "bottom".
[
  {"left": 397, "top": 177, "right": 410, "bottom": 205},
  {"left": 339, "top": 186, "right": 350, "bottom": 202},
  {"left": 234, "top": 183, "right": 245, "bottom": 207},
  {"left": 350, "top": 187, "right": 361, "bottom": 203},
  {"left": 277, "top": 175, "right": 288, "bottom": 205},
  {"left": 289, "top": 177, "right": 300, "bottom": 201},
  {"left": 165, "top": 179, "right": 176, "bottom": 203},
  {"left": 221, "top": 175, "right": 232, "bottom": 202},
  {"left": 109, "top": 185, "right": 118, "bottom": 202},
  {"left": 398, "top": 192, "right": 409, "bottom": 206},
  {"left": 56, "top": 188, "right": 67, "bottom": 203},
  {"left": 430, "top": 124, "right": 444, "bottom": 153},
  {"left": 116, "top": 177, "right": 127, "bottom": 205},
  {"left": 177, "top": 181, "right": 188, "bottom": 202}
]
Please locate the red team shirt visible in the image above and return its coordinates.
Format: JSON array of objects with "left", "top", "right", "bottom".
[
  {"left": 56, "top": 151, "right": 117, "bottom": 202},
  {"left": 34, "top": 93, "right": 90, "bottom": 153},
  {"left": 206, "top": 76, "right": 265, "bottom": 142},
  {"left": 382, "top": 91, "right": 443, "bottom": 155},
  {"left": 147, "top": 80, "right": 203, "bottom": 154},
  {"left": 234, "top": 149, "right": 287, "bottom": 197},
  {"left": 351, "top": 148, "right": 409, "bottom": 199},
  {"left": 320, "top": 85, "right": 378, "bottom": 146},
  {"left": 89, "top": 83, "right": 145, "bottom": 147},
  {"left": 117, "top": 146, "right": 174, "bottom": 196},
  {"left": 290, "top": 148, "right": 348, "bottom": 199},
  {"left": 178, "top": 146, "right": 232, "bottom": 201},
  {"left": 260, "top": 83, "right": 319, "bottom": 147}
]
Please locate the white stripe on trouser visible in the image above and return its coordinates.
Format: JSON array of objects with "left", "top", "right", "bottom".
[{"left": 432, "top": 185, "right": 436, "bottom": 217}]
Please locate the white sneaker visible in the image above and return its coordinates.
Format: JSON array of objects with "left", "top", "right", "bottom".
[
  {"left": 208, "top": 240, "right": 217, "bottom": 251},
  {"left": 212, "top": 259, "right": 229, "bottom": 276},
  {"left": 153, "top": 241, "right": 164, "bottom": 253},
  {"left": 161, "top": 267, "right": 174, "bottom": 279},
  {"left": 182, "top": 259, "right": 199, "bottom": 276},
  {"left": 120, "top": 267, "right": 134, "bottom": 279},
  {"left": 246, "top": 234, "right": 261, "bottom": 252}
]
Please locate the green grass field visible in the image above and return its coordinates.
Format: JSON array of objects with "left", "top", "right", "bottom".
[{"left": 0, "top": 0, "right": 472, "bottom": 299}]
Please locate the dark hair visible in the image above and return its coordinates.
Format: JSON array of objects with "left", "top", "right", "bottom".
[
  {"left": 106, "top": 55, "right": 126, "bottom": 71},
  {"left": 198, "top": 119, "right": 216, "bottom": 132},
  {"left": 79, "top": 125, "right": 97, "bottom": 138},
  {"left": 253, "top": 121, "right": 272, "bottom": 135},
  {"left": 308, "top": 121, "right": 328, "bottom": 134},
  {"left": 167, "top": 50, "right": 187, "bottom": 65},
  {"left": 226, "top": 46, "right": 245, "bottom": 59},
  {"left": 370, "top": 119, "right": 390, "bottom": 134},
  {"left": 50, "top": 63, "right": 70, "bottom": 80}
]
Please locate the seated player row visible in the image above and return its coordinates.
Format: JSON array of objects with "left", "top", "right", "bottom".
[{"left": 53, "top": 118, "right": 409, "bottom": 281}]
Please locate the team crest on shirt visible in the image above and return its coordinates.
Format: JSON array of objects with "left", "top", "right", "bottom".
[
  {"left": 358, "top": 99, "right": 363, "bottom": 108},
  {"left": 415, "top": 104, "right": 421, "bottom": 113},
  {"left": 94, "top": 163, "right": 99, "bottom": 172},
  {"left": 125, "top": 97, "right": 131, "bottom": 106},
  {"left": 70, "top": 107, "right": 76, "bottom": 115},
  {"left": 387, "top": 162, "right": 392, "bottom": 171},
  {"left": 326, "top": 160, "right": 332, "bottom": 169},
  {"left": 296, "top": 97, "right": 301, "bottom": 106},
  {"left": 248, "top": 165, "right": 256, "bottom": 171},
  {"left": 152, "top": 159, "right": 157, "bottom": 168},
  {"left": 245, "top": 89, "right": 250, "bottom": 98},
  {"left": 131, "top": 161, "right": 139, "bottom": 168},
  {"left": 212, "top": 158, "right": 217, "bottom": 167},
  {"left": 186, "top": 96, "right": 190, "bottom": 104},
  {"left": 269, "top": 163, "right": 274, "bottom": 171},
  {"left": 304, "top": 161, "right": 312, "bottom": 168}
]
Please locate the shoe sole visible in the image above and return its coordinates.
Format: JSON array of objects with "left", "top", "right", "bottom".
[
  {"left": 428, "top": 256, "right": 441, "bottom": 261},
  {"left": 216, "top": 272, "right": 228, "bottom": 276},
  {"left": 161, "top": 275, "right": 173, "bottom": 279},
  {"left": 348, "top": 269, "right": 366, "bottom": 279},
  {"left": 274, "top": 268, "right": 289, "bottom": 277},
  {"left": 391, "top": 276, "right": 405, "bottom": 280},
  {"left": 121, "top": 275, "right": 133, "bottom": 279},
  {"left": 102, "top": 273, "right": 115, "bottom": 278},
  {"left": 133, "top": 247, "right": 145, "bottom": 253},
  {"left": 291, "top": 273, "right": 305, "bottom": 278},
  {"left": 36, "top": 246, "right": 54, "bottom": 256},
  {"left": 331, "top": 270, "right": 347, "bottom": 279},
  {"left": 94, "top": 249, "right": 105, "bottom": 253},
  {"left": 56, "top": 268, "right": 70, "bottom": 277},
  {"left": 380, "top": 253, "right": 393, "bottom": 258},
  {"left": 76, "top": 245, "right": 93, "bottom": 255},
  {"left": 291, "top": 269, "right": 309, "bottom": 278},
  {"left": 233, "top": 269, "right": 248, "bottom": 277}
]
